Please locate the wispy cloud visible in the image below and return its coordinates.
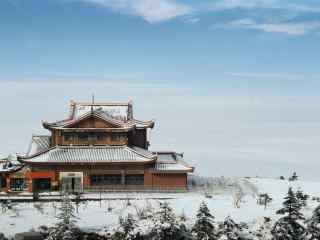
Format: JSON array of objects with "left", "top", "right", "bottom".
[
  {"left": 79, "top": 0, "right": 191, "bottom": 23},
  {"left": 64, "top": 0, "right": 320, "bottom": 34},
  {"left": 217, "top": 18, "right": 320, "bottom": 35},
  {"left": 225, "top": 72, "right": 319, "bottom": 81},
  {"left": 213, "top": 0, "right": 276, "bottom": 9}
]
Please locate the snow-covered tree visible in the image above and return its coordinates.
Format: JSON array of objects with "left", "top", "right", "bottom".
[
  {"left": 46, "top": 194, "right": 79, "bottom": 240},
  {"left": 296, "top": 189, "right": 308, "bottom": 207},
  {"left": 306, "top": 204, "right": 320, "bottom": 239},
  {"left": 217, "top": 216, "right": 242, "bottom": 240},
  {"left": 271, "top": 188, "right": 306, "bottom": 240},
  {"left": 192, "top": 201, "right": 216, "bottom": 240},
  {"left": 150, "top": 202, "right": 180, "bottom": 240},
  {"left": 289, "top": 172, "right": 298, "bottom": 182},
  {"left": 118, "top": 214, "right": 137, "bottom": 240},
  {"left": 251, "top": 217, "right": 273, "bottom": 240}
]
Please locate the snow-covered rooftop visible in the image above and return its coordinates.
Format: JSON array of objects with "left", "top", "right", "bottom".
[
  {"left": 152, "top": 152, "right": 193, "bottom": 172},
  {"left": 73, "top": 103, "right": 131, "bottom": 122},
  {"left": 20, "top": 146, "right": 157, "bottom": 164},
  {"left": 43, "top": 100, "right": 154, "bottom": 129},
  {"left": 0, "top": 154, "right": 23, "bottom": 173},
  {"left": 27, "top": 135, "right": 51, "bottom": 156}
]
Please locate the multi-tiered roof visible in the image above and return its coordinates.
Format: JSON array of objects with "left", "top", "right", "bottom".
[
  {"left": 18, "top": 100, "right": 193, "bottom": 173},
  {"left": 43, "top": 101, "right": 154, "bottom": 130}
]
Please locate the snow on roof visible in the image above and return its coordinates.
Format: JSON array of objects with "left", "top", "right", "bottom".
[
  {"left": 72, "top": 101, "right": 132, "bottom": 122},
  {"left": 20, "top": 146, "right": 156, "bottom": 164},
  {"left": 154, "top": 162, "right": 193, "bottom": 172},
  {"left": 43, "top": 100, "right": 154, "bottom": 129},
  {"left": 0, "top": 154, "right": 23, "bottom": 173},
  {"left": 27, "top": 135, "right": 51, "bottom": 156},
  {"left": 152, "top": 152, "right": 193, "bottom": 172}
]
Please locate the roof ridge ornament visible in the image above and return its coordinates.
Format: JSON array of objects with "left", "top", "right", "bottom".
[{"left": 90, "top": 93, "right": 95, "bottom": 114}]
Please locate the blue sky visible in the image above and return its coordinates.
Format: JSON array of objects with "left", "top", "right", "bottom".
[{"left": 1, "top": 0, "right": 320, "bottom": 179}]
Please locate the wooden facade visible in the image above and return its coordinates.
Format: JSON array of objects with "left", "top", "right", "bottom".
[{"left": 13, "top": 100, "right": 193, "bottom": 193}]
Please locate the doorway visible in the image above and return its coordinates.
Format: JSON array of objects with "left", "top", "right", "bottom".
[{"left": 59, "top": 172, "right": 83, "bottom": 193}]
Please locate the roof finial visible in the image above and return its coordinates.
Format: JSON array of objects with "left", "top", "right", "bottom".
[{"left": 90, "top": 93, "right": 95, "bottom": 113}]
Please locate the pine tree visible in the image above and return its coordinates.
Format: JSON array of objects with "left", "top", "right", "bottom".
[
  {"left": 289, "top": 172, "right": 298, "bottom": 182},
  {"left": 251, "top": 217, "right": 272, "bottom": 240},
  {"left": 151, "top": 202, "right": 180, "bottom": 240},
  {"left": 296, "top": 189, "right": 308, "bottom": 207},
  {"left": 46, "top": 194, "right": 79, "bottom": 240},
  {"left": 217, "top": 216, "right": 242, "bottom": 240},
  {"left": 306, "top": 204, "right": 320, "bottom": 239},
  {"left": 271, "top": 188, "right": 306, "bottom": 240},
  {"left": 192, "top": 201, "right": 216, "bottom": 240},
  {"left": 115, "top": 214, "right": 137, "bottom": 240}
]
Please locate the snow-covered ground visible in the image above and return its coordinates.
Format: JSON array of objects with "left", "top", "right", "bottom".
[{"left": 1, "top": 177, "right": 320, "bottom": 237}]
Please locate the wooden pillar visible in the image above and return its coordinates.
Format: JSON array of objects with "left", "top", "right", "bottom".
[
  {"left": 121, "top": 170, "right": 125, "bottom": 185},
  {"left": 144, "top": 170, "right": 153, "bottom": 188}
]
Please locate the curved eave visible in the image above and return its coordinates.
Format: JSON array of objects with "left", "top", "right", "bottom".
[
  {"left": 0, "top": 165, "right": 24, "bottom": 174},
  {"left": 134, "top": 120, "right": 155, "bottom": 129},
  {"left": 18, "top": 159, "right": 156, "bottom": 165},
  {"left": 150, "top": 168, "right": 194, "bottom": 174},
  {"left": 53, "top": 127, "right": 135, "bottom": 132}
]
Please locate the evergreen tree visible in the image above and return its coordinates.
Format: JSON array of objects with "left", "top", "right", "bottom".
[
  {"left": 296, "top": 189, "right": 308, "bottom": 207},
  {"left": 114, "top": 214, "right": 137, "bottom": 240},
  {"left": 46, "top": 194, "right": 79, "bottom": 240},
  {"left": 271, "top": 188, "right": 306, "bottom": 240},
  {"left": 251, "top": 217, "right": 272, "bottom": 240},
  {"left": 289, "top": 172, "right": 298, "bottom": 182},
  {"left": 151, "top": 202, "right": 180, "bottom": 240},
  {"left": 192, "top": 201, "right": 216, "bottom": 240},
  {"left": 306, "top": 204, "right": 320, "bottom": 239},
  {"left": 217, "top": 216, "right": 242, "bottom": 240}
]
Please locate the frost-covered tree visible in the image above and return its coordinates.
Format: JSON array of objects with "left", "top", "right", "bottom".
[
  {"left": 46, "top": 194, "right": 79, "bottom": 240},
  {"left": 289, "top": 172, "right": 298, "bottom": 182},
  {"left": 251, "top": 217, "right": 273, "bottom": 240},
  {"left": 192, "top": 201, "right": 216, "bottom": 240},
  {"left": 296, "top": 189, "right": 308, "bottom": 207},
  {"left": 217, "top": 216, "right": 242, "bottom": 240},
  {"left": 114, "top": 214, "right": 137, "bottom": 240},
  {"left": 271, "top": 188, "right": 306, "bottom": 240},
  {"left": 306, "top": 204, "right": 320, "bottom": 239},
  {"left": 150, "top": 202, "right": 180, "bottom": 240}
]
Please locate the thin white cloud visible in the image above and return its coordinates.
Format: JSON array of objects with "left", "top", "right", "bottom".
[
  {"left": 219, "top": 18, "right": 320, "bottom": 35},
  {"left": 225, "top": 72, "right": 311, "bottom": 81},
  {"left": 215, "top": 0, "right": 276, "bottom": 9},
  {"left": 80, "top": 0, "right": 191, "bottom": 23}
]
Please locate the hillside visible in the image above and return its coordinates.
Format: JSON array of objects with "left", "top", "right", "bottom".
[{"left": 0, "top": 177, "right": 319, "bottom": 237}]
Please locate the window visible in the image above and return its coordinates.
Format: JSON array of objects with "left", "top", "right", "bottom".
[
  {"left": 63, "top": 133, "right": 73, "bottom": 141},
  {"left": 33, "top": 178, "right": 51, "bottom": 192},
  {"left": 10, "top": 178, "right": 25, "bottom": 191},
  {"left": 111, "top": 133, "right": 125, "bottom": 142},
  {"left": 90, "top": 175, "right": 122, "bottom": 186},
  {"left": 96, "top": 133, "right": 106, "bottom": 141},
  {"left": 111, "top": 134, "right": 119, "bottom": 141},
  {"left": 0, "top": 176, "right": 6, "bottom": 188},
  {"left": 78, "top": 133, "right": 88, "bottom": 141},
  {"left": 125, "top": 175, "right": 144, "bottom": 185}
]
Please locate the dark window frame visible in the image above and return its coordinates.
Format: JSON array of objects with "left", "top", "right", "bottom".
[
  {"left": 125, "top": 175, "right": 144, "bottom": 185},
  {"left": 90, "top": 174, "right": 122, "bottom": 186}
]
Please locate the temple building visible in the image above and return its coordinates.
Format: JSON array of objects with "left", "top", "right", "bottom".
[
  {"left": 16, "top": 100, "right": 194, "bottom": 192},
  {"left": 0, "top": 154, "right": 24, "bottom": 192}
]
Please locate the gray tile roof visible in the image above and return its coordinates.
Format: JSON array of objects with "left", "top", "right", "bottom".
[
  {"left": 27, "top": 135, "right": 51, "bottom": 156},
  {"left": 21, "top": 146, "right": 156, "bottom": 164},
  {"left": 43, "top": 101, "right": 154, "bottom": 129},
  {"left": 0, "top": 154, "right": 23, "bottom": 173},
  {"left": 152, "top": 152, "right": 193, "bottom": 172},
  {"left": 154, "top": 162, "right": 192, "bottom": 172}
]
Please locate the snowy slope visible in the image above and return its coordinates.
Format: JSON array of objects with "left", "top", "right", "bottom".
[{"left": 1, "top": 178, "right": 320, "bottom": 237}]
